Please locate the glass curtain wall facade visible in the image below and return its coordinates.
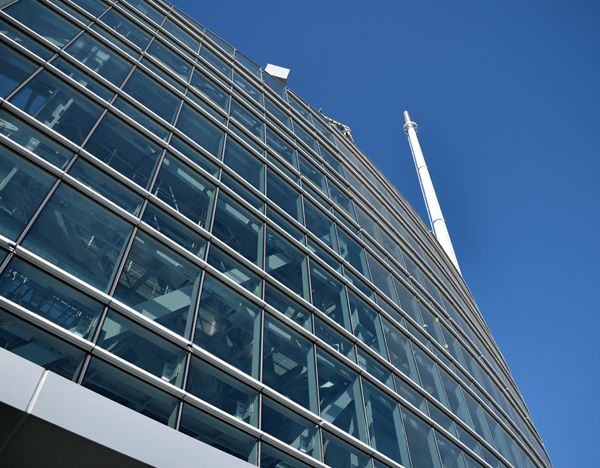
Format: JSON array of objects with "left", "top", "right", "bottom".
[{"left": 0, "top": 0, "right": 549, "bottom": 467}]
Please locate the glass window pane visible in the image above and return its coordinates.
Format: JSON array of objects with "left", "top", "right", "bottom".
[
  {"left": 113, "top": 232, "right": 201, "bottom": 338},
  {"left": 314, "top": 317, "right": 354, "bottom": 361},
  {"left": 194, "top": 274, "right": 260, "bottom": 377},
  {"left": 6, "top": 0, "right": 79, "bottom": 47},
  {"left": 265, "top": 97, "right": 291, "bottom": 130},
  {"left": 0, "top": 42, "right": 37, "bottom": 98},
  {"left": 262, "top": 396, "right": 320, "bottom": 459},
  {"left": 122, "top": 68, "right": 180, "bottom": 123},
  {"left": 50, "top": 57, "right": 113, "bottom": 101},
  {"left": 348, "top": 291, "right": 387, "bottom": 357},
  {"left": 265, "top": 282, "right": 311, "bottom": 330},
  {"left": 230, "top": 100, "right": 264, "bottom": 141},
  {"left": 357, "top": 349, "right": 394, "bottom": 390},
  {"left": 126, "top": 0, "right": 163, "bottom": 25},
  {"left": 70, "top": 0, "right": 107, "bottom": 17},
  {"left": 322, "top": 430, "right": 371, "bottom": 468},
  {"left": 233, "top": 71, "right": 262, "bottom": 105},
  {"left": 113, "top": 97, "right": 168, "bottom": 140},
  {"left": 163, "top": 19, "right": 199, "bottom": 53},
  {"left": 176, "top": 103, "right": 224, "bottom": 158},
  {"left": 152, "top": 155, "right": 216, "bottom": 227},
  {"left": 0, "top": 257, "right": 103, "bottom": 339},
  {"left": 23, "top": 184, "right": 132, "bottom": 291},
  {"left": 82, "top": 357, "right": 178, "bottom": 425},
  {"left": 0, "top": 17, "right": 53, "bottom": 60},
  {"left": 146, "top": 39, "right": 192, "bottom": 82},
  {"left": 223, "top": 137, "right": 264, "bottom": 192},
  {"left": 265, "top": 228, "right": 308, "bottom": 299},
  {"left": 309, "top": 264, "right": 350, "bottom": 330},
  {"left": 189, "top": 68, "right": 229, "bottom": 111},
  {"left": 220, "top": 172, "right": 263, "bottom": 211},
  {"left": 367, "top": 253, "right": 397, "bottom": 302},
  {"left": 98, "top": 309, "right": 186, "bottom": 386},
  {"left": 267, "top": 169, "right": 302, "bottom": 222},
  {"left": 142, "top": 203, "right": 206, "bottom": 258},
  {"left": 211, "top": 193, "right": 262, "bottom": 265},
  {"left": 170, "top": 135, "right": 219, "bottom": 177},
  {"left": 10, "top": 71, "right": 103, "bottom": 145},
  {"left": 382, "top": 319, "right": 420, "bottom": 383},
  {"left": 362, "top": 380, "right": 410, "bottom": 465},
  {"left": 403, "top": 409, "right": 443, "bottom": 468},
  {"left": 0, "top": 307, "right": 85, "bottom": 379},
  {"left": 260, "top": 443, "right": 307, "bottom": 468},
  {"left": 0, "top": 146, "right": 55, "bottom": 240},
  {"left": 316, "top": 349, "right": 367, "bottom": 442},
  {"left": 206, "top": 245, "right": 261, "bottom": 296},
  {"left": 266, "top": 128, "right": 297, "bottom": 168},
  {"left": 414, "top": 348, "right": 448, "bottom": 406},
  {"left": 262, "top": 315, "right": 316, "bottom": 411},
  {"left": 84, "top": 113, "right": 162, "bottom": 188},
  {"left": 304, "top": 199, "right": 337, "bottom": 250},
  {"left": 199, "top": 46, "right": 231, "bottom": 78},
  {"left": 186, "top": 356, "right": 258, "bottom": 425},
  {"left": 337, "top": 228, "right": 369, "bottom": 278},
  {"left": 68, "top": 158, "right": 143, "bottom": 215},
  {"left": 99, "top": 9, "right": 150, "bottom": 50},
  {"left": 179, "top": 404, "right": 257, "bottom": 463},
  {"left": 268, "top": 208, "right": 304, "bottom": 243}
]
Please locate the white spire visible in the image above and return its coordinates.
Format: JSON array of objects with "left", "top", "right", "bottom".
[{"left": 403, "top": 111, "right": 461, "bottom": 275}]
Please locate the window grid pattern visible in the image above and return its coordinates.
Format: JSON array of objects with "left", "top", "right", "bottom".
[{"left": 0, "top": 0, "right": 549, "bottom": 467}]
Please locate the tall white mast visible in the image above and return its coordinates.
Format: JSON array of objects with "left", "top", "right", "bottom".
[{"left": 403, "top": 111, "right": 462, "bottom": 275}]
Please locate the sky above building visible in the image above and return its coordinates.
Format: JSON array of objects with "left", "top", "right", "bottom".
[{"left": 174, "top": 1, "right": 599, "bottom": 466}]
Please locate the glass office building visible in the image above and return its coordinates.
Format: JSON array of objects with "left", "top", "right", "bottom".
[{"left": 0, "top": 0, "right": 550, "bottom": 467}]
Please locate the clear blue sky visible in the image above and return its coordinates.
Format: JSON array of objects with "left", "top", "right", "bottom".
[{"left": 174, "top": 1, "right": 599, "bottom": 465}]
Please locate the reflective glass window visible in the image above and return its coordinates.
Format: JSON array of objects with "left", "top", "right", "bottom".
[
  {"left": 10, "top": 71, "right": 102, "bottom": 145},
  {"left": 199, "top": 46, "right": 232, "bottom": 78},
  {"left": 113, "top": 97, "right": 168, "bottom": 140},
  {"left": 211, "top": 193, "right": 262, "bottom": 266},
  {"left": 265, "top": 228, "right": 308, "bottom": 299},
  {"left": 310, "top": 264, "right": 350, "bottom": 330},
  {"left": 186, "top": 356, "right": 258, "bottom": 425},
  {"left": 436, "top": 432, "right": 467, "bottom": 468},
  {"left": 152, "top": 155, "right": 216, "bottom": 227},
  {"left": 97, "top": 309, "right": 186, "bottom": 386},
  {"left": 223, "top": 138, "right": 264, "bottom": 191},
  {"left": 348, "top": 291, "right": 387, "bottom": 357},
  {"left": 99, "top": 9, "right": 151, "bottom": 50},
  {"left": 402, "top": 409, "right": 443, "bottom": 468},
  {"left": 113, "top": 232, "right": 201, "bottom": 337},
  {"left": 0, "top": 146, "right": 55, "bottom": 240},
  {"left": 367, "top": 253, "right": 397, "bottom": 302},
  {"left": 414, "top": 348, "right": 448, "bottom": 406},
  {"left": 328, "top": 181, "right": 354, "bottom": 217},
  {"left": 357, "top": 349, "right": 394, "bottom": 390},
  {"left": 230, "top": 100, "right": 264, "bottom": 141},
  {"left": 294, "top": 125, "right": 319, "bottom": 154},
  {"left": 316, "top": 349, "right": 367, "bottom": 442},
  {"left": 123, "top": 68, "right": 180, "bottom": 122},
  {"left": 84, "top": 113, "right": 161, "bottom": 188},
  {"left": 194, "top": 274, "right": 260, "bottom": 377},
  {"left": 304, "top": 199, "right": 337, "bottom": 250},
  {"left": 206, "top": 245, "right": 261, "bottom": 296},
  {"left": 262, "top": 315, "right": 316, "bottom": 411},
  {"left": 307, "top": 239, "right": 341, "bottom": 273},
  {"left": 266, "top": 127, "right": 297, "bottom": 168},
  {"left": 90, "top": 23, "right": 138, "bottom": 58},
  {"left": 337, "top": 228, "right": 370, "bottom": 278},
  {"left": 179, "top": 404, "right": 257, "bottom": 464},
  {"left": 125, "top": 0, "right": 164, "bottom": 25},
  {"left": 299, "top": 155, "right": 326, "bottom": 192},
  {"left": 267, "top": 169, "right": 302, "bottom": 222},
  {"left": 315, "top": 317, "right": 354, "bottom": 361},
  {"left": 382, "top": 319, "right": 420, "bottom": 382},
  {"left": 322, "top": 430, "right": 371, "bottom": 468},
  {"left": 68, "top": 158, "right": 143, "bottom": 215},
  {"left": 260, "top": 443, "right": 306, "bottom": 468},
  {"left": 23, "top": 184, "right": 131, "bottom": 291},
  {"left": 82, "top": 357, "right": 178, "bottom": 425},
  {"left": 163, "top": 18, "right": 199, "bottom": 53},
  {"left": 170, "top": 135, "right": 219, "bottom": 176},
  {"left": 288, "top": 94, "right": 312, "bottom": 124},
  {"left": 0, "top": 257, "right": 103, "bottom": 339},
  {"left": 220, "top": 172, "right": 263, "bottom": 211},
  {"left": 268, "top": 208, "right": 304, "bottom": 243},
  {"left": 0, "top": 308, "right": 85, "bottom": 379},
  {"left": 5, "top": 0, "right": 79, "bottom": 47},
  {"left": 0, "top": 17, "right": 52, "bottom": 60},
  {"left": 142, "top": 203, "right": 206, "bottom": 258},
  {"left": 51, "top": 57, "right": 113, "bottom": 101},
  {"left": 146, "top": 39, "right": 192, "bottom": 81},
  {"left": 70, "top": 0, "right": 107, "bottom": 17},
  {"left": 176, "top": 103, "right": 224, "bottom": 157},
  {"left": 265, "top": 283, "right": 311, "bottom": 330},
  {"left": 233, "top": 71, "right": 262, "bottom": 105},
  {"left": 262, "top": 396, "right": 320, "bottom": 459},
  {"left": 0, "top": 42, "right": 37, "bottom": 98},
  {"left": 141, "top": 56, "right": 183, "bottom": 91},
  {"left": 189, "top": 68, "right": 229, "bottom": 111},
  {"left": 363, "top": 380, "right": 410, "bottom": 465},
  {"left": 265, "top": 97, "right": 292, "bottom": 130}
]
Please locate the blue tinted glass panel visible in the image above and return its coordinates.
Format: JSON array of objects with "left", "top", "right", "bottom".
[
  {"left": 126, "top": 0, "right": 163, "bottom": 25},
  {"left": 163, "top": 19, "right": 199, "bottom": 53},
  {"left": 10, "top": 71, "right": 103, "bottom": 145},
  {"left": 70, "top": 0, "right": 107, "bottom": 17},
  {"left": 99, "top": 9, "right": 151, "bottom": 49},
  {"left": 233, "top": 71, "right": 262, "bottom": 105},
  {"left": 261, "top": 443, "right": 306, "bottom": 468},
  {"left": 267, "top": 169, "right": 302, "bottom": 222},
  {"left": 402, "top": 409, "right": 443, "bottom": 468},
  {"left": 266, "top": 128, "right": 297, "bottom": 168},
  {"left": 0, "top": 307, "right": 85, "bottom": 379},
  {"left": 220, "top": 173, "right": 263, "bottom": 211},
  {"left": 152, "top": 155, "right": 216, "bottom": 227},
  {"left": 189, "top": 68, "right": 229, "bottom": 111},
  {"left": 82, "top": 357, "right": 178, "bottom": 425},
  {"left": 170, "top": 136, "right": 219, "bottom": 176},
  {"left": 23, "top": 184, "right": 132, "bottom": 291},
  {"left": 6, "top": 0, "right": 79, "bottom": 47},
  {"left": 199, "top": 46, "right": 231, "bottom": 78},
  {"left": 84, "top": 113, "right": 162, "bottom": 188},
  {"left": 337, "top": 228, "right": 370, "bottom": 278},
  {"left": 314, "top": 317, "right": 354, "bottom": 361},
  {"left": 357, "top": 349, "right": 394, "bottom": 390},
  {"left": 146, "top": 39, "right": 192, "bottom": 81},
  {"left": 206, "top": 245, "right": 261, "bottom": 296},
  {"left": 0, "top": 18, "right": 52, "bottom": 60},
  {"left": 97, "top": 309, "right": 186, "bottom": 386},
  {"left": 382, "top": 319, "right": 420, "bottom": 382},
  {"left": 176, "top": 103, "right": 224, "bottom": 157},
  {"left": 0, "top": 146, "right": 55, "bottom": 240},
  {"left": 348, "top": 291, "right": 387, "bottom": 357},
  {"left": 179, "top": 404, "right": 257, "bottom": 463},
  {"left": 186, "top": 357, "right": 258, "bottom": 425},
  {"left": 0, "top": 257, "right": 103, "bottom": 339},
  {"left": 322, "top": 430, "right": 371, "bottom": 468},
  {"left": 263, "top": 315, "right": 316, "bottom": 411},
  {"left": 0, "top": 42, "right": 37, "bottom": 98},
  {"left": 51, "top": 57, "right": 113, "bottom": 101},
  {"left": 194, "top": 274, "right": 260, "bottom": 377},
  {"left": 310, "top": 264, "right": 350, "bottom": 330},
  {"left": 223, "top": 138, "right": 264, "bottom": 192},
  {"left": 265, "top": 283, "right": 311, "bottom": 330},
  {"left": 304, "top": 200, "right": 337, "bottom": 250},
  {"left": 265, "top": 228, "right": 308, "bottom": 299},
  {"left": 113, "top": 232, "right": 201, "bottom": 338},
  {"left": 68, "top": 158, "right": 143, "bottom": 215},
  {"left": 123, "top": 68, "right": 180, "bottom": 123},
  {"left": 230, "top": 100, "right": 264, "bottom": 141}
]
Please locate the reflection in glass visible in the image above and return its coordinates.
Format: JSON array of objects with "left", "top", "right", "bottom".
[
  {"left": 0, "top": 42, "right": 37, "bottom": 98},
  {"left": 322, "top": 430, "right": 371, "bottom": 468},
  {"left": 265, "top": 228, "right": 308, "bottom": 299},
  {"left": 310, "top": 264, "right": 350, "bottom": 330}
]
